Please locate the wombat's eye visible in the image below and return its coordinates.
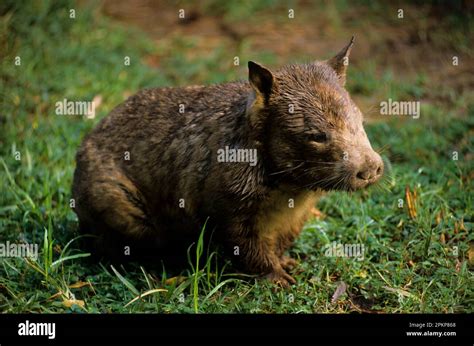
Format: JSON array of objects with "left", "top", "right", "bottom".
[{"left": 309, "top": 133, "right": 328, "bottom": 143}]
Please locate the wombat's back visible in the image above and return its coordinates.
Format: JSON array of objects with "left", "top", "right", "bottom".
[
  {"left": 85, "top": 83, "right": 245, "bottom": 146},
  {"left": 72, "top": 82, "right": 251, "bottom": 259}
]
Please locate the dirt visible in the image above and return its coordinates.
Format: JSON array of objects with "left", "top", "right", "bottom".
[{"left": 101, "top": 0, "right": 473, "bottom": 115}]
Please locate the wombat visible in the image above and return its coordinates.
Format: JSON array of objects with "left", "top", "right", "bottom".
[{"left": 72, "top": 37, "right": 383, "bottom": 286}]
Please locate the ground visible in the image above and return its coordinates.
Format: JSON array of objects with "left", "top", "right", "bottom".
[{"left": 0, "top": 0, "right": 472, "bottom": 313}]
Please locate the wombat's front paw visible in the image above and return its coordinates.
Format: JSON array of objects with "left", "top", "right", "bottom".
[
  {"left": 265, "top": 269, "right": 296, "bottom": 288},
  {"left": 280, "top": 256, "right": 298, "bottom": 271}
]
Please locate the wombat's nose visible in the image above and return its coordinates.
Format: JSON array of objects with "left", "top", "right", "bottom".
[{"left": 356, "top": 155, "right": 383, "bottom": 182}]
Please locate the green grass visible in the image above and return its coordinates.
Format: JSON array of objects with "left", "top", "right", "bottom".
[{"left": 0, "top": 1, "right": 472, "bottom": 313}]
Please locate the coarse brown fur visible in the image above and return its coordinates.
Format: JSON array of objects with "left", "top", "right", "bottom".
[{"left": 72, "top": 37, "right": 383, "bottom": 286}]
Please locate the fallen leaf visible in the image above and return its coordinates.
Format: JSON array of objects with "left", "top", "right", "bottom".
[
  {"left": 331, "top": 281, "right": 347, "bottom": 304},
  {"left": 164, "top": 276, "right": 187, "bottom": 285},
  {"left": 63, "top": 299, "right": 85, "bottom": 308},
  {"left": 405, "top": 186, "right": 417, "bottom": 219},
  {"left": 92, "top": 94, "right": 102, "bottom": 109},
  {"left": 440, "top": 233, "right": 446, "bottom": 244},
  {"left": 455, "top": 259, "right": 462, "bottom": 272},
  {"left": 48, "top": 291, "right": 63, "bottom": 301},
  {"left": 468, "top": 242, "right": 474, "bottom": 266},
  {"left": 435, "top": 211, "right": 443, "bottom": 225},
  {"left": 69, "top": 281, "right": 92, "bottom": 289}
]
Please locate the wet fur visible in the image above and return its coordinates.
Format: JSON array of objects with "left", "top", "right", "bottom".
[{"left": 72, "top": 39, "right": 382, "bottom": 286}]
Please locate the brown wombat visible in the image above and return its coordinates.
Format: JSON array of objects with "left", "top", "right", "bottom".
[{"left": 72, "top": 37, "right": 383, "bottom": 286}]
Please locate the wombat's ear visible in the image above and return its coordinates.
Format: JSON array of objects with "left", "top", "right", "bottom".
[
  {"left": 248, "top": 61, "right": 274, "bottom": 101},
  {"left": 327, "top": 36, "right": 355, "bottom": 86}
]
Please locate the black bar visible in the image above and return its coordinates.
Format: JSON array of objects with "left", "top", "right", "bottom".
[{"left": 0, "top": 314, "right": 471, "bottom": 345}]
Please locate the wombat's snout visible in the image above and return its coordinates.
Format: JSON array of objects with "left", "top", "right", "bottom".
[{"left": 353, "top": 151, "right": 384, "bottom": 189}]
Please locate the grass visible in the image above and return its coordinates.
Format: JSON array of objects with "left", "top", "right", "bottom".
[{"left": 0, "top": 1, "right": 472, "bottom": 313}]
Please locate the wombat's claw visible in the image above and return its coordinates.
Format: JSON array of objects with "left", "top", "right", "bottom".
[
  {"left": 280, "top": 256, "right": 298, "bottom": 271},
  {"left": 265, "top": 269, "right": 296, "bottom": 288}
]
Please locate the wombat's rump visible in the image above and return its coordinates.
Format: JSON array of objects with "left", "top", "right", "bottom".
[{"left": 72, "top": 38, "right": 383, "bottom": 286}]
